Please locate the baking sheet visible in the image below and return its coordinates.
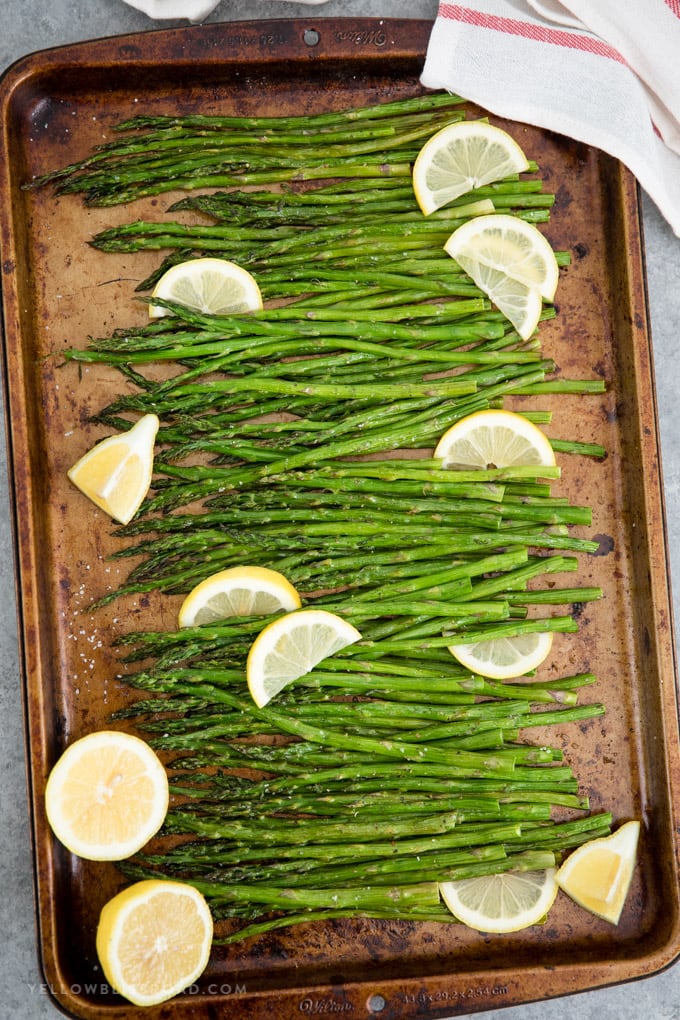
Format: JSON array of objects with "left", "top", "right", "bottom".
[{"left": 0, "top": 17, "right": 679, "bottom": 1020}]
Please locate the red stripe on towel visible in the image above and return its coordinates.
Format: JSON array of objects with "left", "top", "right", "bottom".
[{"left": 438, "top": 3, "right": 627, "bottom": 64}]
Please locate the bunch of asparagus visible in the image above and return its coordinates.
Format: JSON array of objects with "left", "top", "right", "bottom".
[
  {"left": 32, "top": 93, "right": 471, "bottom": 205},
  {"left": 115, "top": 655, "right": 611, "bottom": 941},
  {"left": 39, "top": 91, "right": 611, "bottom": 941}
]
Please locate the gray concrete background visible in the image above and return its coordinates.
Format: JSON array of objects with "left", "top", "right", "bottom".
[{"left": 1, "top": 1, "right": 679, "bottom": 1018}]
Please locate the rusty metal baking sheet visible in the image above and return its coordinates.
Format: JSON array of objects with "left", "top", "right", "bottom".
[{"left": 1, "top": 17, "right": 679, "bottom": 1020}]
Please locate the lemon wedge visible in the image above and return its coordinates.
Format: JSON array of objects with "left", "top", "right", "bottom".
[
  {"left": 556, "top": 820, "right": 640, "bottom": 923},
  {"left": 67, "top": 413, "right": 159, "bottom": 525}
]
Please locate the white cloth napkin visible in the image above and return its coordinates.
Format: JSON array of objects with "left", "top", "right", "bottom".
[
  {"left": 120, "top": 0, "right": 220, "bottom": 20},
  {"left": 421, "top": 1, "right": 680, "bottom": 236},
  {"left": 121, "top": 0, "right": 329, "bottom": 24}
]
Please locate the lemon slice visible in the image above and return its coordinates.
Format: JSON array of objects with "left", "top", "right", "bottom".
[
  {"left": 440, "top": 868, "right": 558, "bottom": 933},
  {"left": 149, "top": 257, "right": 263, "bottom": 318},
  {"left": 247, "top": 608, "right": 362, "bottom": 708},
  {"left": 178, "top": 565, "right": 302, "bottom": 627},
  {"left": 96, "top": 879, "right": 213, "bottom": 1007},
  {"left": 444, "top": 213, "right": 559, "bottom": 339},
  {"left": 434, "top": 409, "right": 556, "bottom": 470},
  {"left": 448, "top": 630, "right": 554, "bottom": 680},
  {"left": 556, "top": 820, "right": 640, "bottom": 924},
  {"left": 412, "top": 120, "right": 530, "bottom": 215},
  {"left": 468, "top": 270, "right": 544, "bottom": 341},
  {"left": 445, "top": 213, "right": 558, "bottom": 299},
  {"left": 67, "top": 413, "right": 159, "bottom": 525},
  {"left": 44, "top": 730, "right": 169, "bottom": 861}
]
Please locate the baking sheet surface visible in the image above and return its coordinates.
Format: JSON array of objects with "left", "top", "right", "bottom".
[{"left": 1, "top": 18, "right": 679, "bottom": 1020}]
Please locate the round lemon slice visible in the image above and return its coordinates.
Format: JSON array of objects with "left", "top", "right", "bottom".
[
  {"left": 440, "top": 868, "right": 559, "bottom": 933},
  {"left": 246, "top": 608, "right": 362, "bottom": 708},
  {"left": 149, "top": 256, "right": 263, "bottom": 318},
  {"left": 448, "top": 630, "right": 554, "bottom": 680},
  {"left": 44, "top": 730, "right": 169, "bottom": 861},
  {"left": 178, "top": 565, "right": 302, "bottom": 627},
  {"left": 434, "top": 409, "right": 556, "bottom": 470},
  {"left": 67, "top": 413, "right": 159, "bottom": 525},
  {"left": 555, "top": 820, "right": 640, "bottom": 924},
  {"left": 444, "top": 213, "right": 559, "bottom": 339},
  {"left": 96, "top": 879, "right": 213, "bottom": 1007},
  {"left": 412, "top": 120, "right": 530, "bottom": 215}
]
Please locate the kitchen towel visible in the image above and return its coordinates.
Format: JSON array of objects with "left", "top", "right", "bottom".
[
  {"left": 121, "top": 0, "right": 329, "bottom": 24},
  {"left": 421, "top": 1, "right": 680, "bottom": 236}
]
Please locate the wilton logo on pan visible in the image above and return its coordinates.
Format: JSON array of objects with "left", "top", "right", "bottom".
[
  {"left": 333, "top": 28, "right": 387, "bottom": 47},
  {"left": 299, "top": 998, "right": 355, "bottom": 1013}
]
